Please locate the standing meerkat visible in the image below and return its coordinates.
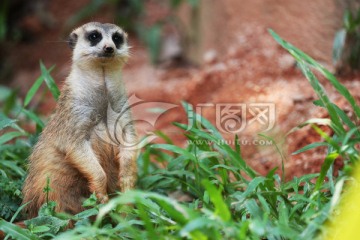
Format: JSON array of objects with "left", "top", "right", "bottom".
[{"left": 22, "top": 22, "right": 138, "bottom": 218}]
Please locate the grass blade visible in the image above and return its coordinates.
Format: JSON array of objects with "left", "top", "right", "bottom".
[
  {"left": 151, "top": 144, "right": 196, "bottom": 161},
  {"left": 24, "top": 65, "right": 55, "bottom": 107},
  {"left": 0, "top": 131, "right": 28, "bottom": 145},
  {"left": 314, "top": 152, "right": 339, "bottom": 192},
  {"left": 269, "top": 29, "right": 360, "bottom": 119},
  {"left": 0, "top": 114, "right": 21, "bottom": 131},
  {"left": 0, "top": 219, "right": 38, "bottom": 240},
  {"left": 39, "top": 61, "right": 59, "bottom": 100},
  {"left": 22, "top": 109, "right": 45, "bottom": 129},
  {"left": 298, "top": 63, "right": 345, "bottom": 134},
  {"left": 292, "top": 142, "right": 328, "bottom": 155},
  {"left": 202, "top": 180, "right": 231, "bottom": 221},
  {"left": 10, "top": 202, "right": 30, "bottom": 223}
]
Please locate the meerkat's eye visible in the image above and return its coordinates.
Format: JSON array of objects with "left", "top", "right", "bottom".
[
  {"left": 112, "top": 32, "right": 124, "bottom": 48},
  {"left": 87, "top": 31, "right": 102, "bottom": 46}
]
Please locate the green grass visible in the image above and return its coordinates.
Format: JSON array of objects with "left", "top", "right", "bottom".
[{"left": 0, "top": 31, "right": 359, "bottom": 239}]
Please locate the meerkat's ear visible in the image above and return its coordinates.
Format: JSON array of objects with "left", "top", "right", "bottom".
[{"left": 68, "top": 32, "right": 78, "bottom": 50}]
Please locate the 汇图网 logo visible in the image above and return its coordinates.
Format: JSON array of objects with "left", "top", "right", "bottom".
[{"left": 94, "top": 95, "right": 276, "bottom": 149}]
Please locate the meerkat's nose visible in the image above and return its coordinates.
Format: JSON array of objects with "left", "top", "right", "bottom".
[{"left": 104, "top": 46, "right": 114, "bottom": 54}]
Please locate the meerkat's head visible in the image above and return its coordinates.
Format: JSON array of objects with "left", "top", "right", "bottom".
[{"left": 68, "top": 22, "right": 129, "bottom": 67}]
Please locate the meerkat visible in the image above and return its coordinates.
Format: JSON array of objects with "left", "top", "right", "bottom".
[{"left": 22, "top": 22, "right": 138, "bottom": 218}]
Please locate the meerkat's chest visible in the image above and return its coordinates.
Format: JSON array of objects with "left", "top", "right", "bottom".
[{"left": 73, "top": 87, "right": 108, "bottom": 123}]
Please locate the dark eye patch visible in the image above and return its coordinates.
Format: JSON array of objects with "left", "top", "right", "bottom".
[
  {"left": 112, "top": 32, "right": 124, "bottom": 49},
  {"left": 86, "top": 30, "right": 102, "bottom": 46}
]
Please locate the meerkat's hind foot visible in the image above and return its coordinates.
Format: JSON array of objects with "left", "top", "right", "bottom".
[
  {"left": 95, "top": 192, "right": 109, "bottom": 204},
  {"left": 119, "top": 175, "right": 136, "bottom": 192}
]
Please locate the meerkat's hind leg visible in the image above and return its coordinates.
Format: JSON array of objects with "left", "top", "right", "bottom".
[
  {"left": 119, "top": 147, "right": 138, "bottom": 192},
  {"left": 48, "top": 164, "right": 91, "bottom": 214},
  {"left": 22, "top": 145, "right": 67, "bottom": 218}
]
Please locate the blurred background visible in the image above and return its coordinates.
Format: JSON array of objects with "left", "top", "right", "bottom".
[{"left": 1, "top": 0, "right": 360, "bottom": 178}]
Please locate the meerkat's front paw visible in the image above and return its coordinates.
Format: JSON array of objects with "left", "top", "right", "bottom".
[
  {"left": 119, "top": 175, "right": 136, "bottom": 192},
  {"left": 96, "top": 192, "right": 109, "bottom": 204}
]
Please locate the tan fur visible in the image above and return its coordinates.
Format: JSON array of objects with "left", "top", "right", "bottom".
[{"left": 22, "top": 22, "right": 138, "bottom": 218}]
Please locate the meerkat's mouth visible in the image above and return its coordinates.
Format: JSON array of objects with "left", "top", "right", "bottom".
[
  {"left": 80, "top": 52, "right": 128, "bottom": 64},
  {"left": 97, "top": 52, "right": 115, "bottom": 58}
]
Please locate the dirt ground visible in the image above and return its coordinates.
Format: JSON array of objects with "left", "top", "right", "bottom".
[{"left": 3, "top": 0, "right": 360, "bottom": 179}]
